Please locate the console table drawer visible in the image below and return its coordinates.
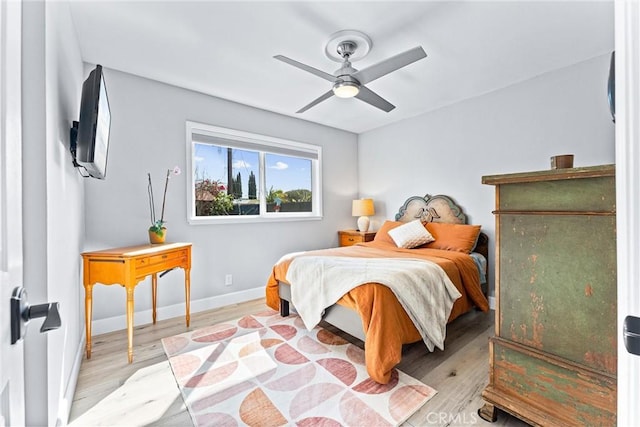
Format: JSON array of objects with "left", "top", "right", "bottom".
[
  {"left": 87, "top": 259, "right": 125, "bottom": 285},
  {"left": 136, "top": 249, "right": 187, "bottom": 268},
  {"left": 135, "top": 250, "right": 188, "bottom": 276}
]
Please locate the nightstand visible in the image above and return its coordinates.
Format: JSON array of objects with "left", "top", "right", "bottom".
[{"left": 338, "top": 229, "right": 376, "bottom": 247}]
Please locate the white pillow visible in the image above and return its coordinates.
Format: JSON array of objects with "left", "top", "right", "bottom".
[{"left": 387, "top": 220, "right": 435, "bottom": 249}]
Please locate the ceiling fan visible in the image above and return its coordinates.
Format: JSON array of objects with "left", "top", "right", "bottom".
[{"left": 274, "top": 30, "right": 427, "bottom": 113}]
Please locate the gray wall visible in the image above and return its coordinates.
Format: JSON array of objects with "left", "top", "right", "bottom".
[
  {"left": 83, "top": 69, "right": 359, "bottom": 329},
  {"left": 358, "top": 54, "right": 616, "bottom": 299},
  {"left": 26, "top": 4, "right": 613, "bottom": 423},
  {"left": 22, "top": 2, "right": 85, "bottom": 425}
]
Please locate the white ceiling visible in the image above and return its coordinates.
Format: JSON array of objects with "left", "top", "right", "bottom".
[{"left": 68, "top": 1, "right": 613, "bottom": 134}]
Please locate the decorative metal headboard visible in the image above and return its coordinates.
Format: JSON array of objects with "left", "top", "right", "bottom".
[
  {"left": 395, "top": 194, "right": 466, "bottom": 224},
  {"left": 394, "top": 193, "right": 489, "bottom": 296}
]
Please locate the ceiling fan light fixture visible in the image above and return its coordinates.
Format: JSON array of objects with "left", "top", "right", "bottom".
[
  {"left": 275, "top": 30, "right": 426, "bottom": 113},
  {"left": 333, "top": 81, "right": 360, "bottom": 98}
]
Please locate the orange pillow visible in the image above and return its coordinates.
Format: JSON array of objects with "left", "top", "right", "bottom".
[
  {"left": 425, "top": 222, "right": 482, "bottom": 253},
  {"left": 373, "top": 220, "right": 404, "bottom": 245}
]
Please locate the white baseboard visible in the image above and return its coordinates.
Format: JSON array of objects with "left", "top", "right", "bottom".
[
  {"left": 89, "top": 287, "right": 494, "bottom": 336},
  {"left": 91, "top": 287, "right": 265, "bottom": 335},
  {"left": 58, "top": 335, "right": 85, "bottom": 426}
]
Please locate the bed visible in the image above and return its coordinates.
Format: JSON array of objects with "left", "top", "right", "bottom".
[{"left": 265, "top": 194, "right": 490, "bottom": 384}]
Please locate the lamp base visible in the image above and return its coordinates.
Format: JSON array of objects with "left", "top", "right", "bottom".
[{"left": 357, "top": 216, "right": 370, "bottom": 232}]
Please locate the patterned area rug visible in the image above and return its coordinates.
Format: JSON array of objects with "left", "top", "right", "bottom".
[{"left": 162, "top": 309, "right": 436, "bottom": 427}]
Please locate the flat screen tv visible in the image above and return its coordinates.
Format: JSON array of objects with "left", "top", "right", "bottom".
[
  {"left": 607, "top": 51, "right": 615, "bottom": 123},
  {"left": 72, "top": 64, "right": 111, "bottom": 179}
]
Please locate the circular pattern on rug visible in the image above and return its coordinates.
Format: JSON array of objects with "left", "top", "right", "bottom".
[
  {"left": 270, "top": 324, "right": 297, "bottom": 340},
  {"left": 296, "top": 417, "right": 342, "bottom": 426},
  {"left": 170, "top": 353, "right": 201, "bottom": 380},
  {"left": 297, "top": 335, "right": 330, "bottom": 354},
  {"left": 274, "top": 343, "right": 309, "bottom": 365},
  {"left": 346, "top": 344, "right": 365, "bottom": 365},
  {"left": 289, "top": 383, "right": 344, "bottom": 419},
  {"left": 195, "top": 412, "right": 238, "bottom": 426},
  {"left": 192, "top": 324, "right": 237, "bottom": 343},
  {"left": 191, "top": 380, "right": 255, "bottom": 412},
  {"left": 239, "top": 388, "right": 288, "bottom": 426},
  {"left": 184, "top": 361, "right": 238, "bottom": 388},
  {"left": 353, "top": 369, "right": 399, "bottom": 394},
  {"left": 316, "top": 358, "right": 357, "bottom": 386},
  {"left": 264, "top": 364, "right": 317, "bottom": 391},
  {"left": 238, "top": 315, "right": 263, "bottom": 329},
  {"left": 162, "top": 335, "right": 189, "bottom": 356},
  {"left": 316, "top": 329, "right": 349, "bottom": 346},
  {"left": 340, "top": 390, "right": 392, "bottom": 427},
  {"left": 239, "top": 338, "right": 283, "bottom": 357}
]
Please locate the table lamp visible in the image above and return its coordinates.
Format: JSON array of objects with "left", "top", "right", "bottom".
[{"left": 352, "top": 198, "right": 375, "bottom": 232}]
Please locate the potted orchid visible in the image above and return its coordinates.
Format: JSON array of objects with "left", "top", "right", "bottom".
[{"left": 148, "top": 166, "right": 181, "bottom": 243}]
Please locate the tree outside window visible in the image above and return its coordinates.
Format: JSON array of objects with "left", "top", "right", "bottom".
[{"left": 187, "top": 122, "right": 321, "bottom": 222}]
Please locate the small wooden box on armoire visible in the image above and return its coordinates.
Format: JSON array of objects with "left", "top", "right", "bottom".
[{"left": 479, "top": 164, "right": 616, "bottom": 426}]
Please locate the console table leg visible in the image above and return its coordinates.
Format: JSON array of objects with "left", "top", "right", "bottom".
[
  {"left": 151, "top": 273, "right": 158, "bottom": 324},
  {"left": 184, "top": 267, "right": 191, "bottom": 327},
  {"left": 126, "top": 286, "right": 135, "bottom": 363},
  {"left": 84, "top": 284, "right": 93, "bottom": 359}
]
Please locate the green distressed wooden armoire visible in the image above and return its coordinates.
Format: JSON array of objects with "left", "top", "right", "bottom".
[{"left": 479, "top": 164, "right": 616, "bottom": 426}]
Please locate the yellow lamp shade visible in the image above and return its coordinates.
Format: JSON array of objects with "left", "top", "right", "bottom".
[
  {"left": 352, "top": 199, "right": 375, "bottom": 216},
  {"left": 352, "top": 199, "right": 375, "bottom": 232}
]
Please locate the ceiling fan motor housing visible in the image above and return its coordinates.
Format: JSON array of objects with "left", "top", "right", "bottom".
[
  {"left": 337, "top": 41, "right": 357, "bottom": 59},
  {"left": 332, "top": 38, "right": 365, "bottom": 98}
]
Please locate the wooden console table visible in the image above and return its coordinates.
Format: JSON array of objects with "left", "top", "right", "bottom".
[{"left": 81, "top": 242, "right": 192, "bottom": 363}]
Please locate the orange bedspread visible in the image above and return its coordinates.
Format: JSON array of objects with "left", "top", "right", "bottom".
[{"left": 265, "top": 240, "right": 489, "bottom": 384}]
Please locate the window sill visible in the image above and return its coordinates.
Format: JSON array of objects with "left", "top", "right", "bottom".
[{"left": 188, "top": 214, "right": 323, "bottom": 225}]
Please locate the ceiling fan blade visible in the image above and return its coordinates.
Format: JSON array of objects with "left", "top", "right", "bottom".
[
  {"left": 355, "top": 86, "right": 395, "bottom": 112},
  {"left": 352, "top": 46, "right": 427, "bottom": 85},
  {"left": 274, "top": 55, "right": 336, "bottom": 82},
  {"left": 296, "top": 90, "right": 335, "bottom": 113}
]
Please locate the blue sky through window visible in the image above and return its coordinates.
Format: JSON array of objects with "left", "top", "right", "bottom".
[{"left": 194, "top": 143, "right": 311, "bottom": 197}]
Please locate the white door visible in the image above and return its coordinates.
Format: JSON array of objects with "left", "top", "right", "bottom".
[
  {"left": 615, "top": 1, "right": 640, "bottom": 425},
  {"left": 0, "top": 0, "right": 25, "bottom": 425}
]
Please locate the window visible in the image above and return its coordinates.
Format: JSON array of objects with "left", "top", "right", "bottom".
[{"left": 186, "top": 121, "right": 322, "bottom": 223}]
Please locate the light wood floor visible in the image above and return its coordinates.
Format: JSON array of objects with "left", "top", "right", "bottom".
[{"left": 69, "top": 299, "right": 529, "bottom": 426}]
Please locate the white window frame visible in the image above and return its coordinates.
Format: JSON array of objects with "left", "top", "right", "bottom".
[{"left": 186, "top": 121, "right": 323, "bottom": 224}]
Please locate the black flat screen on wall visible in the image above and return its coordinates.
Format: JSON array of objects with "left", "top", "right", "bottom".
[
  {"left": 608, "top": 51, "right": 615, "bottom": 124},
  {"left": 76, "top": 64, "right": 111, "bottom": 179}
]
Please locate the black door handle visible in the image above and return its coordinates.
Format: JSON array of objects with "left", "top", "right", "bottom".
[
  {"left": 10, "top": 287, "right": 61, "bottom": 345},
  {"left": 623, "top": 315, "right": 640, "bottom": 356}
]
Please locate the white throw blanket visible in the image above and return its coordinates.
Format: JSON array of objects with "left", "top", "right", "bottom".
[{"left": 286, "top": 256, "right": 462, "bottom": 351}]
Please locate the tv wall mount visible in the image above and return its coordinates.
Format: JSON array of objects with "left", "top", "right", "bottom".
[{"left": 69, "top": 121, "right": 91, "bottom": 178}]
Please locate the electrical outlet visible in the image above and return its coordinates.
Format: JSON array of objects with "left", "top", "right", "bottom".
[{"left": 225, "top": 274, "right": 233, "bottom": 286}]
